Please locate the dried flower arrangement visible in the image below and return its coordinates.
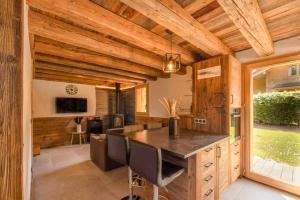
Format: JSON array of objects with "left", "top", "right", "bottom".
[{"left": 159, "top": 97, "right": 181, "bottom": 118}]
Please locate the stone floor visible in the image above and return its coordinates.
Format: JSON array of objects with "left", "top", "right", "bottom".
[{"left": 32, "top": 144, "right": 300, "bottom": 200}]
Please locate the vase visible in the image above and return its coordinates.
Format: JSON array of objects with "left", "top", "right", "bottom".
[
  {"left": 76, "top": 124, "right": 82, "bottom": 133},
  {"left": 169, "top": 117, "right": 178, "bottom": 136}
]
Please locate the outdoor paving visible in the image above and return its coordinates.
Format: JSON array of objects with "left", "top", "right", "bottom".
[{"left": 252, "top": 156, "right": 300, "bottom": 186}]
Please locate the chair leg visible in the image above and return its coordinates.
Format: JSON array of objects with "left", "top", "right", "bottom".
[
  {"left": 153, "top": 185, "right": 158, "bottom": 200},
  {"left": 128, "top": 167, "right": 133, "bottom": 200}
]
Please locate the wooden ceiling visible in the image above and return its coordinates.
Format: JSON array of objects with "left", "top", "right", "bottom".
[{"left": 27, "top": 0, "right": 300, "bottom": 87}]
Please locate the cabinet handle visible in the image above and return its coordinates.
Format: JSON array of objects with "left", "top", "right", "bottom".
[
  {"left": 234, "top": 164, "right": 240, "bottom": 170},
  {"left": 205, "top": 189, "right": 213, "bottom": 197},
  {"left": 231, "top": 94, "right": 234, "bottom": 104},
  {"left": 234, "top": 142, "right": 239, "bottom": 147},
  {"left": 205, "top": 147, "right": 213, "bottom": 152},
  {"left": 234, "top": 151, "right": 240, "bottom": 155},
  {"left": 205, "top": 175, "right": 213, "bottom": 182},
  {"left": 204, "top": 162, "right": 213, "bottom": 168}
]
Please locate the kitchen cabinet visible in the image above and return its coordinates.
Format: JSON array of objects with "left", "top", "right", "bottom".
[{"left": 230, "top": 139, "right": 241, "bottom": 183}]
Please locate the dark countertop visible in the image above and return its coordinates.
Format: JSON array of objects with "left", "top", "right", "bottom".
[{"left": 124, "top": 127, "right": 229, "bottom": 159}]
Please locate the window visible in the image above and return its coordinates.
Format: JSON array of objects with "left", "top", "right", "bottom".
[
  {"left": 288, "top": 65, "right": 299, "bottom": 76},
  {"left": 135, "top": 84, "right": 148, "bottom": 115}
]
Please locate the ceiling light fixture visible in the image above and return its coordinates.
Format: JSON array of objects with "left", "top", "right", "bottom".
[{"left": 163, "top": 30, "right": 181, "bottom": 73}]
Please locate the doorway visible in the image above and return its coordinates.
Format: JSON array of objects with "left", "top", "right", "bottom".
[{"left": 243, "top": 52, "right": 300, "bottom": 196}]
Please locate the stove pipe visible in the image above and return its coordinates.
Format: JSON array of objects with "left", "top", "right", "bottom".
[{"left": 115, "top": 83, "right": 121, "bottom": 113}]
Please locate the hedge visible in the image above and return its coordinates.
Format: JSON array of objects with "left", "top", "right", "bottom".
[{"left": 253, "top": 91, "right": 300, "bottom": 126}]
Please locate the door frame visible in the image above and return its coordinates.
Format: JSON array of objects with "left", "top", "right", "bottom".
[{"left": 242, "top": 51, "right": 300, "bottom": 196}]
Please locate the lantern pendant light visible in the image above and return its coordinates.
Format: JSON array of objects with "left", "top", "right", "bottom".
[{"left": 163, "top": 30, "right": 181, "bottom": 73}]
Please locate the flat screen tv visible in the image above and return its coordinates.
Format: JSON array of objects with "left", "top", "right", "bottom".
[{"left": 56, "top": 97, "right": 87, "bottom": 113}]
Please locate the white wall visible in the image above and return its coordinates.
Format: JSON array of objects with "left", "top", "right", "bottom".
[
  {"left": 33, "top": 80, "right": 96, "bottom": 118},
  {"left": 148, "top": 67, "right": 193, "bottom": 118},
  {"left": 235, "top": 36, "right": 300, "bottom": 63},
  {"left": 23, "top": 3, "right": 32, "bottom": 200}
]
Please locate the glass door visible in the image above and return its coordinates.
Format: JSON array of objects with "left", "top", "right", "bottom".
[{"left": 245, "top": 61, "right": 300, "bottom": 196}]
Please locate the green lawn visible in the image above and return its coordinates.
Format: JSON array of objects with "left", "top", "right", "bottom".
[{"left": 253, "top": 127, "right": 300, "bottom": 166}]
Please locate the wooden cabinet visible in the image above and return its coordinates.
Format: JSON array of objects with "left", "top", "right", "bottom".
[
  {"left": 230, "top": 139, "right": 241, "bottom": 183},
  {"left": 216, "top": 138, "right": 230, "bottom": 198},
  {"left": 192, "top": 55, "right": 241, "bottom": 135}
]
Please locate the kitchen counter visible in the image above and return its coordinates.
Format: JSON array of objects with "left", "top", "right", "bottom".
[{"left": 124, "top": 127, "right": 229, "bottom": 159}]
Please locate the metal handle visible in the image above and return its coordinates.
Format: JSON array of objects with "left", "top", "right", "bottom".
[
  {"left": 234, "top": 142, "right": 239, "bottom": 147},
  {"left": 231, "top": 94, "right": 234, "bottom": 104},
  {"left": 205, "top": 147, "right": 213, "bottom": 152},
  {"left": 234, "top": 151, "right": 240, "bottom": 155},
  {"left": 205, "top": 189, "right": 213, "bottom": 197},
  {"left": 234, "top": 164, "right": 240, "bottom": 170},
  {"left": 205, "top": 175, "right": 213, "bottom": 182},
  {"left": 204, "top": 162, "right": 213, "bottom": 168}
]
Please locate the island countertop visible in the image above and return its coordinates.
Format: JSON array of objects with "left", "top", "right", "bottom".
[{"left": 124, "top": 127, "right": 229, "bottom": 159}]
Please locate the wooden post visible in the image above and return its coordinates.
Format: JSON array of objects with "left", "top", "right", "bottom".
[{"left": 0, "top": 0, "right": 23, "bottom": 199}]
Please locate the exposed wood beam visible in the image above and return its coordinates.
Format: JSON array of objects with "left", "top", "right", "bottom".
[
  {"left": 27, "top": 0, "right": 196, "bottom": 64},
  {"left": 119, "top": 0, "right": 232, "bottom": 56},
  {"left": 35, "top": 53, "right": 157, "bottom": 81},
  {"left": 28, "top": 10, "right": 164, "bottom": 70},
  {"left": 34, "top": 61, "right": 145, "bottom": 84},
  {"left": 184, "top": 0, "right": 215, "bottom": 15},
  {"left": 216, "top": 0, "right": 274, "bottom": 56},
  {"left": 34, "top": 39, "right": 169, "bottom": 78}
]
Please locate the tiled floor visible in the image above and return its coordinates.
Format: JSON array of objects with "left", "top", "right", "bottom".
[{"left": 32, "top": 144, "right": 300, "bottom": 200}]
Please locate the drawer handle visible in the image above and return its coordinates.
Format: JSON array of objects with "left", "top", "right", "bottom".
[
  {"left": 234, "top": 142, "right": 239, "bottom": 147},
  {"left": 205, "top": 189, "right": 213, "bottom": 197},
  {"left": 234, "top": 151, "right": 240, "bottom": 155},
  {"left": 234, "top": 164, "right": 239, "bottom": 170},
  {"left": 204, "top": 175, "right": 213, "bottom": 182},
  {"left": 205, "top": 147, "right": 213, "bottom": 152},
  {"left": 204, "top": 162, "right": 213, "bottom": 168}
]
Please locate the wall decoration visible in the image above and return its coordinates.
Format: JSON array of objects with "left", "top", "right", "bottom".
[
  {"left": 197, "top": 65, "right": 221, "bottom": 80},
  {"left": 65, "top": 84, "right": 78, "bottom": 95}
]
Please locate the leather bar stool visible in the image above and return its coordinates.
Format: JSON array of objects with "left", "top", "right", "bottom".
[
  {"left": 129, "top": 140, "right": 185, "bottom": 200},
  {"left": 107, "top": 134, "right": 140, "bottom": 200}
]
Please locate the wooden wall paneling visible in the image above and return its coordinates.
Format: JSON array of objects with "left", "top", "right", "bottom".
[
  {"left": 0, "top": 0, "right": 23, "bottom": 199},
  {"left": 34, "top": 40, "right": 169, "bottom": 78},
  {"left": 28, "top": 9, "right": 164, "bottom": 70},
  {"left": 27, "top": 0, "right": 196, "bottom": 64},
  {"left": 95, "top": 89, "right": 110, "bottom": 117},
  {"left": 35, "top": 53, "right": 157, "bottom": 81}
]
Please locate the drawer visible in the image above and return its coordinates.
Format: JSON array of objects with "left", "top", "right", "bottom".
[
  {"left": 231, "top": 163, "right": 240, "bottom": 182},
  {"left": 200, "top": 160, "right": 216, "bottom": 177},
  {"left": 231, "top": 150, "right": 240, "bottom": 164},
  {"left": 200, "top": 145, "right": 216, "bottom": 163},
  {"left": 231, "top": 140, "right": 240, "bottom": 152},
  {"left": 200, "top": 185, "right": 215, "bottom": 200},
  {"left": 200, "top": 171, "right": 216, "bottom": 187}
]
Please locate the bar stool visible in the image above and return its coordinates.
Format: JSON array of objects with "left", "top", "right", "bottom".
[
  {"left": 129, "top": 140, "right": 185, "bottom": 200},
  {"left": 107, "top": 134, "right": 141, "bottom": 200}
]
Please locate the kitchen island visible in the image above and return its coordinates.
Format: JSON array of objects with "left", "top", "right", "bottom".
[{"left": 124, "top": 127, "right": 230, "bottom": 200}]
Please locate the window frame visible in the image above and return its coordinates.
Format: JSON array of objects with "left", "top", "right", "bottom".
[
  {"left": 288, "top": 65, "right": 300, "bottom": 76},
  {"left": 135, "top": 84, "right": 149, "bottom": 116}
]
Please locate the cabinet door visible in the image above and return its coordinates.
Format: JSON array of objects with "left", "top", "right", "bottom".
[
  {"left": 229, "top": 55, "right": 241, "bottom": 107},
  {"left": 217, "top": 139, "right": 230, "bottom": 198}
]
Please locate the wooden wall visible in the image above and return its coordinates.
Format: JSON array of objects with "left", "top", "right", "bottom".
[
  {"left": 33, "top": 117, "right": 90, "bottom": 149},
  {"left": 0, "top": 0, "right": 23, "bottom": 199}
]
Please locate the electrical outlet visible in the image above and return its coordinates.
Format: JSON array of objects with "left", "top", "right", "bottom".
[{"left": 194, "top": 118, "right": 207, "bottom": 124}]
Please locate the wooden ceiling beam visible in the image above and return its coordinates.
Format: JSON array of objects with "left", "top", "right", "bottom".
[
  {"left": 35, "top": 53, "right": 157, "bottom": 81},
  {"left": 119, "top": 0, "right": 232, "bottom": 56},
  {"left": 27, "top": 0, "right": 196, "bottom": 64},
  {"left": 28, "top": 10, "right": 164, "bottom": 70},
  {"left": 34, "top": 39, "right": 169, "bottom": 78},
  {"left": 34, "top": 61, "right": 145, "bottom": 84},
  {"left": 216, "top": 0, "right": 274, "bottom": 56},
  {"left": 184, "top": 0, "right": 215, "bottom": 15}
]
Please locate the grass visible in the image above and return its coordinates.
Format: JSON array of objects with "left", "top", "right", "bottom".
[{"left": 253, "top": 127, "right": 300, "bottom": 166}]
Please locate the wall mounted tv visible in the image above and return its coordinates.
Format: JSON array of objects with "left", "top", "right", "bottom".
[{"left": 56, "top": 97, "right": 87, "bottom": 113}]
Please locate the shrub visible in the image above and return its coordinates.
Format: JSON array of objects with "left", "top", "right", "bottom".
[{"left": 253, "top": 91, "right": 300, "bottom": 126}]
